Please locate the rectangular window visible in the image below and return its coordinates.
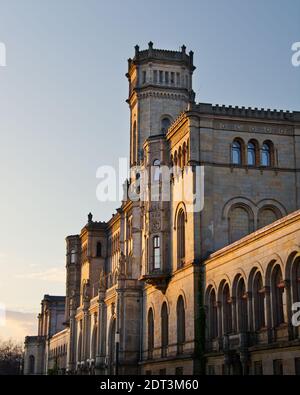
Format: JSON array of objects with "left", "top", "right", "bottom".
[
  {"left": 159, "top": 70, "right": 163, "bottom": 84},
  {"left": 153, "top": 236, "right": 161, "bottom": 270},
  {"left": 208, "top": 365, "right": 215, "bottom": 375},
  {"left": 145, "top": 370, "right": 152, "bottom": 376},
  {"left": 143, "top": 71, "right": 146, "bottom": 84},
  {"left": 295, "top": 358, "right": 300, "bottom": 375},
  {"left": 221, "top": 364, "right": 225, "bottom": 375},
  {"left": 176, "top": 72, "right": 180, "bottom": 86},
  {"left": 175, "top": 367, "right": 183, "bottom": 375},
  {"left": 165, "top": 71, "right": 169, "bottom": 84},
  {"left": 254, "top": 361, "right": 263, "bottom": 375},
  {"left": 159, "top": 368, "right": 166, "bottom": 375},
  {"left": 153, "top": 70, "right": 157, "bottom": 83},
  {"left": 171, "top": 72, "right": 175, "bottom": 84},
  {"left": 273, "top": 359, "right": 283, "bottom": 375}
]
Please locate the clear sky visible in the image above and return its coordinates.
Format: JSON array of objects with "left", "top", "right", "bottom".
[{"left": 0, "top": 0, "right": 299, "bottom": 324}]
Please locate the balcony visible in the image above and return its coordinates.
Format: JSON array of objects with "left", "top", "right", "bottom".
[{"left": 140, "top": 271, "right": 170, "bottom": 293}]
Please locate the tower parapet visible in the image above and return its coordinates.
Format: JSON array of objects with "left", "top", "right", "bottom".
[{"left": 126, "top": 42, "right": 196, "bottom": 166}]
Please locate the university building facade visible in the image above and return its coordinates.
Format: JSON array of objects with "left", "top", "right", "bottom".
[{"left": 24, "top": 43, "right": 300, "bottom": 375}]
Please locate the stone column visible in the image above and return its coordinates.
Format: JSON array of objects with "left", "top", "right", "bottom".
[
  {"left": 67, "top": 301, "right": 76, "bottom": 373},
  {"left": 82, "top": 300, "right": 90, "bottom": 364},
  {"left": 95, "top": 289, "right": 107, "bottom": 375},
  {"left": 116, "top": 277, "right": 125, "bottom": 374}
]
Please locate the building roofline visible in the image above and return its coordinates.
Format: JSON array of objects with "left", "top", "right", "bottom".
[{"left": 205, "top": 209, "right": 300, "bottom": 263}]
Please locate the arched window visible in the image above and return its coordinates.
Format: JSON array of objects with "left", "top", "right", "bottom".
[
  {"left": 177, "top": 296, "right": 185, "bottom": 353},
  {"left": 70, "top": 249, "right": 76, "bottom": 264},
  {"left": 247, "top": 142, "right": 256, "bottom": 166},
  {"left": 148, "top": 308, "right": 154, "bottom": 359},
  {"left": 222, "top": 284, "right": 232, "bottom": 334},
  {"left": 153, "top": 236, "right": 161, "bottom": 270},
  {"left": 161, "top": 303, "right": 168, "bottom": 357},
  {"left": 253, "top": 272, "right": 265, "bottom": 330},
  {"left": 161, "top": 117, "right": 171, "bottom": 133},
  {"left": 229, "top": 206, "right": 252, "bottom": 244},
  {"left": 153, "top": 159, "right": 160, "bottom": 182},
  {"left": 91, "top": 325, "right": 97, "bottom": 360},
  {"left": 232, "top": 140, "right": 242, "bottom": 165},
  {"left": 108, "top": 319, "right": 116, "bottom": 374},
  {"left": 178, "top": 147, "right": 182, "bottom": 168},
  {"left": 177, "top": 209, "right": 186, "bottom": 268},
  {"left": 131, "top": 121, "right": 137, "bottom": 165},
  {"left": 291, "top": 256, "right": 300, "bottom": 305},
  {"left": 258, "top": 207, "right": 280, "bottom": 229},
  {"left": 261, "top": 142, "right": 272, "bottom": 167},
  {"left": 271, "top": 265, "right": 285, "bottom": 327},
  {"left": 207, "top": 288, "right": 218, "bottom": 340},
  {"left": 182, "top": 143, "right": 187, "bottom": 167},
  {"left": 77, "top": 332, "right": 82, "bottom": 363},
  {"left": 236, "top": 277, "right": 248, "bottom": 332},
  {"left": 29, "top": 355, "right": 35, "bottom": 375},
  {"left": 96, "top": 242, "right": 102, "bottom": 257}
]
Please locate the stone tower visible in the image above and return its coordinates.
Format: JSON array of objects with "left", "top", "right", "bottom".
[{"left": 126, "top": 42, "right": 196, "bottom": 166}]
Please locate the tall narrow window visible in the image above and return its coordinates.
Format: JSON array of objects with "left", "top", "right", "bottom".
[
  {"left": 165, "top": 71, "right": 169, "bottom": 84},
  {"left": 208, "top": 288, "right": 218, "bottom": 339},
  {"left": 153, "top": 70, "right": 157, "bottom": 83},
  {"left": 171, "top": 72, "right": 175, "bottom": 84},
  {"left": 272, "top": 265, "right": 285, "bottom": 327},
  {"left": 177, "top": 296, "right": 185, "bottom": 353},
  {"left": 222, "top": 284, "right": 232, "bottom": 334},
  {"left": 247, "top": 142, "right": 256, "bottom": 166},
  {"left": 253, "top": 272, "right": 265, "bottom": 330},
  {"left": 148, "top": 308, "right": 154, "bottom": 359},
  {"left": 236, "top": 277, "right": 248, "bottom": 332},
  {"left": 177, "top": 209, "right": 185, "bottom": 268},
  {"left": 262, "top": 143, "right": 271, "bottom": 167},
  {"left": 96, "top": 242, "right": 102, "bottom": 257},
  {"left": 153, "top": 236, "right": 161, "bottom": 270},
  {"left": 131, "top": 121, "right": 137, "bottom": 165},
  {"left": 143, "top": 71, "right": 146, "bottom": 84},
  {"left": 153, "top": 159, "right": 160, "bottom": 182},
  {"left": 291, "top": 257, "right": 300, "bottom": 304},
  {"left": 232, "top": 140, "right": 242, "bottom": 165},
  {"left": 159, "top": 70, "right": 163, "bottom": 84},
  {"left": 29, "top": 355, "right": 35, "bottom": 375},
  {"left": 176, "top": 72, "right": 180, "bottom": 86},
  {"left": 70, "top": 249, "right": 76, "bottom": 264},
  {"left": 161, "top": 303, "right": 168, "bottom": 357},
  {"left": 161, "top": 117, "right": 171, "bottom": 133}
]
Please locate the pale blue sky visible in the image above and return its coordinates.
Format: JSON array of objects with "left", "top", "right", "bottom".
[{"left": 0, "top": 0, "right": 299, "bottom": 315}]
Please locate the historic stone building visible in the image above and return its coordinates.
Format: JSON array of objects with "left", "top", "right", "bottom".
[{"left": 24, "top": 43, "right": 300, "bottom": 375}]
